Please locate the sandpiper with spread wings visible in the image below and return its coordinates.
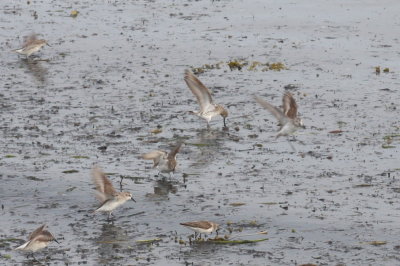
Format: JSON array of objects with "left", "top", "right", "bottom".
[
  {"left": 13, "top": 34, "right": 50, "bottom": 58},
  {"left": 142, "top": 143, "right": 183, "bottom": 178},
  {"left": 254, "top": 92, "right": 304, "bottom": 138},
  {"left": 15, "top": 224, "right": 59, "bottom": 257},
  {"left": 184, "top": 70, "right": 228, "bottom": 129},
  {"left": 180, "top": 221, "right": 219, "bottom": 239},
  {"left": 92, "top": 166, "right": 135, "bottom": 219}
]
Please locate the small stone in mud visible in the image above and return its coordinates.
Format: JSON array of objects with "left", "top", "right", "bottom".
[{"left": 98, "top": 146, "right": 107, "bottom": 151}]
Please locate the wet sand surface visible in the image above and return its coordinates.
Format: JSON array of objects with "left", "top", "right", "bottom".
[{"left": 1, "top": 0, "right": 400, "bottom": 265}]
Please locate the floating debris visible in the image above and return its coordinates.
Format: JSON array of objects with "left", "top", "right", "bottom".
[
  {"left": 66, "top": 186, "right": 77, "bottom": 192},
  {"left": 328, "top": 130, "right": 344, "bottom": 134},
  {"left": 230, "top": 202, "right": 246, "bottom": 207},
  {"left": 70, "top": 10, "right": 79, "bottom": 18},
  {"left": 353, "top": 184, "right": 373, "bottom": 188},
  {"left": 26, "top": 176, "right": 44, "bottom": 181},
  {"left": 62, "top": 169, "right": 79, "bottom": 174},
  {"left": 361, "top": 241, "right": 387, "bottom": 246},
  {"left": 259, "top": 202, "right": 278, "bottom": 205},
  {"left": 150, "top": 128, "right": 162, "bottom": 134}
]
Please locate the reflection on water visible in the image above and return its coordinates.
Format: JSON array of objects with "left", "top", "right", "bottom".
[
  {"left": 153, "top": 178, "right": 178, "bottom": 196},
  {"left": 182, "top": 241, "right": 220, "bottom": 261},
  {"left": 20, "top": 58, "right": 48, "bottom": 84},
  {"left": 188, "top": 128, "right": 230, "bottom": 169},
  {"left": 95, "top": 223, "right": 128, "bottom": 264}
]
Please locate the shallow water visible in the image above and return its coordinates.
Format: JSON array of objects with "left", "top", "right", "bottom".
[{"left": 1, "top": 0, "right": 400, "bottom": 265}]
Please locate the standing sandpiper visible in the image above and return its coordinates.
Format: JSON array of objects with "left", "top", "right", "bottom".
[
  {"left": 184, "top": 70, "right": 228, "bottom": 129},
  {"left": 15, "top": 224, "right": 59, "bottom": 257},
  {"left": 180, "top": 221, "right": 219, "bottom": 239},
  {"left": 255, "top": 92, "right": 304, "bottom": 138},
  {"left": 13, "top": 34, "right": 50, "bottom": 58},
  {"left": 92, "top": 166, "right": 135, "bottom": 219},
  {"left": 142, "top": 143, "right": 183, "bottom": 178}
]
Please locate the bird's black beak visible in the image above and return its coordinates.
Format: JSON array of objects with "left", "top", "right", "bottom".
[
  {"left": 131, "top": 197, "right": 136, "bottom": 202},
  {"left": 54, "top": 239, "right": 60, "bottom": 244},
  {"left": 46, "top": 43, "right": 51, "bottom": 47}
]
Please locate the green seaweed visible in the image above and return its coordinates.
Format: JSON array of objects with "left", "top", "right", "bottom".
[
  {"left": 208, "top": 238, "right": 268, "bottom": 244},
  {"left": 268, "top": 62, "right": 286, "bottom": 71},
  {"left": 26, "top": 176, "right": 44, "bottom": 181},
  {"left": 72, "top": 155, "right": 90, "bottom": 159},
  {"left": 227, "top": 60, "right": 244, "bottom": 71},
  {"left": 382, "top": 144, "right": 396, "bottom": 149},
  {"left": 136, "top": 238, "right": 162, "bottom": 244}
]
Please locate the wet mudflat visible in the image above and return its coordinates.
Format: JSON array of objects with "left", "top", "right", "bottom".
[{"left": 1, "top": 0, "right": 400, "bottom": 265}]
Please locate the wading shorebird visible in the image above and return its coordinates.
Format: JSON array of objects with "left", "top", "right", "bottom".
[
  {"left": 184, "top": 70, "right": 228, "bottom": 129},
  {"left": 141, "top": 143, "right": 183, "bottom": 178},
  {"left": 92, "top": 166, "right": 135, "bottom": 220},
  {"left": 180, "top": 221, "right": 219, "bottom": 239},
  {"left": 254, "top": 92, "right": 304, "bottom": 138},
  {"left": 13, "top": 34, "right": 50, "bottom": 58},
  {"left": 15, "top": 224, "right": 59, "bottom": 259}
]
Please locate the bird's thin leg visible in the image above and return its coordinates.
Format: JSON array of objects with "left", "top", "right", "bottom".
[
  {"left": 107, "top": 212, "right": 114, "bottom": 221},
  {"left": 286, "top": 137, "right": 297, "bottom": 152},
  {"left": 31, "top": 254, "right": 38, "bottom": 262},
  {"left": 119, "top": 176, "right": 123, "bottom": 191}
]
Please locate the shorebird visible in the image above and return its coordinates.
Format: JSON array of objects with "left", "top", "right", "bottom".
[
  {"left": 142, "top": 143, "right": 183, "bottom": 178},
  {"left": 254, "top": 92, "right": 304, "bottom": 138},
  {"left": 13, "top": 34, "right": 50, "bottom": 58},
  {"left": 184, "top": 70, "right": 228, "bottom": 129},
  {"left": 180, "top": 221, "right": 219, "bottom": 239},
  {"left": 15, "top": 224, "right": 58, "bottom": 258},
  {"left": 92, "top": 166, "right": 135, "bottom": 219}
]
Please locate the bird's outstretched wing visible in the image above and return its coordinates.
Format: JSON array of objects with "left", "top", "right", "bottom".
[
  {"left": 184, "top": 70, "right": 213, "bottom": 112},
  {"left": 254, "top": 96, "right": 288, "bottom": 125},
  {"left": 282, "top": 92, "right": 298, "bottom": 119}
]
